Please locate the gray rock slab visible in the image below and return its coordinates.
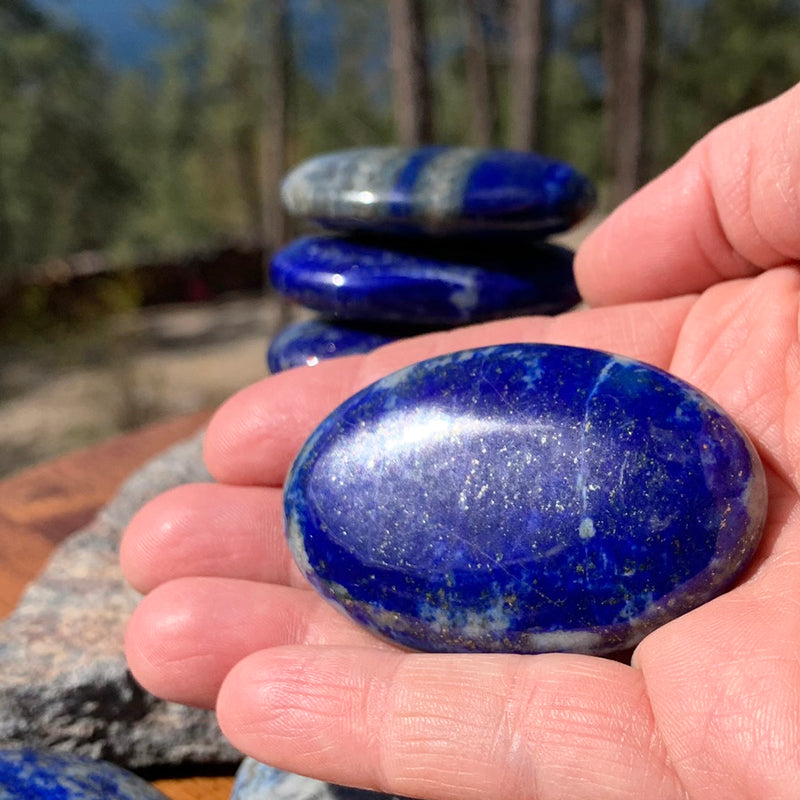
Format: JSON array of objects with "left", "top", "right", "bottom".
[
  {"left": 232, "top": 758, "right": 404, "bottom": 800},
  {"left": 0, "top": 432, "right": 242, "bottom": 770}
]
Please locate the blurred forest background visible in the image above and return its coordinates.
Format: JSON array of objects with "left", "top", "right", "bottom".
[{"left": 1, "top": 0, "right": 800, "bottom": 476}]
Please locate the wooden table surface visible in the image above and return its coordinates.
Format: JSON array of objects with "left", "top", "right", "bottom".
[{"left": 0, "top": 410, "right": 235, "bottom": 799}]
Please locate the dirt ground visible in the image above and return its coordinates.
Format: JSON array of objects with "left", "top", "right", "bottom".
[
  {"left": 0, "top": 216, "right": 601, "bottom": 480},
  {"left": 0, "top": 294, "right": 307, "bottom": 479}
]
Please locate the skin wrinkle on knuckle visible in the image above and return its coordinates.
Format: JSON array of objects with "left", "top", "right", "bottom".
[
  {"left": 673, "top": 274, "right": 777, "bottom": 406},
  {"left": 621, "top": 681, "right": 678, "bottom": 798},
  {"left": 744, "top": 147, "right": 781, "bottom": 267},
  {"left": 756, "top": 105, "right": 800, "bottom": 263},
  {"left": 788, "top": 291, "right": 800, "bottom": 394},
  {"left": 744, "top": 277, "right": 796, "bottom": 406},
  {"left": 695, "top": 140, "right": 754, "bottom": 284},
  {"left": 725, "top": 109, "right": 798, "bottom": 269},
  {"left": 497, "top": 662, "right": 674, "bottom": 800},
  {"left": 306, "top": 659, "right": 391, "bottom": 758},
  {"left": 727, "top": 659, "right": 800, "bottom": 789},
  {"left": 385, "top": 667, "right": 480, "bottom": 788},
  {"left": 378, "top": 658, "right": 505, "bottom": 797},
  {"left": 683, "top": 693, "right": 740, "bottom": 789},
  {"left": 492, "top": 660, "right": 545, "bottom": 800},
  {"left": 241, "top": 655, "right": 347, "bottom": 742},
  {"left": 767, "top": 131, "right": 799, "bottom": 256},
  {"left": 634, "top": 659, "right": 693, "bottom": 800},
  {"left": 362, "top": 656, "right": 415, "bottom": 793}
]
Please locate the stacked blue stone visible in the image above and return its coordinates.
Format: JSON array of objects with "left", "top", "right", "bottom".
[
  {"left": 267, "top": 146, "right": 595, "bottom": 372},
  {"left": 0, "top": 749, "right": 169, "bottom": 800},
  {"left": 270, "top": 237, "right": 579, "bottom": 327},
  {"left": 280, "top": 147, "right": 595, "bottom": 237},
  {"left": 267, "top": 320, "right": 399, "bottom": 373}
]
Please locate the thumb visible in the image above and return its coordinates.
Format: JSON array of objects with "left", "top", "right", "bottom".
[{"left": 576, "top": 82, "right": 800, "bottom": 306}]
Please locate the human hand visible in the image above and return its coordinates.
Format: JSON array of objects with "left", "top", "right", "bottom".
[{"left": 121, "top": 84, "right": 800, "bottom": 799}]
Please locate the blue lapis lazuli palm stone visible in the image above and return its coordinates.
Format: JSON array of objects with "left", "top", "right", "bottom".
[
  {"left": 0, "top": 749, "right": 169, "bottom": 800},
  {"left": 267, "top": 319, "right": 399, "bottom": 373},
  {"left": 284, "top": 344, "right": 767, "bottom": 656},
  {"left": 270, "top": 236, "right": 579, "bottom": 326},
  {"left": 281, "top": 147, "right": 595, "bottom": 237}
]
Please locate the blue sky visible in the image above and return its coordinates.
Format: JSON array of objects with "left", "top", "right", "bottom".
[
  {"left": 34, "top": 0, "right": 341, "bottom": 87},
  {"left": 33, "top": 1, "right": 586, "bottom": 67},
  {"left": 35, "top": 0, "right": 168, "bottom": 67},
  {"left": 30, "top": 0, "right": 603, "bottom": 91}
]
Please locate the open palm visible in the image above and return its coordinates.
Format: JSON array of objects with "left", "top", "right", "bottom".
[{"left": 122, "top": 85, "right": 800, "bottom": 800}]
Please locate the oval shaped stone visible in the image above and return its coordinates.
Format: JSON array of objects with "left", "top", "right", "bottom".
[
  {"left": 267, "top": 319, "right": 400, "bottom": 373},
  {"left": 281, "top": 147, "right": 595, "bottom": 237},
  {"left": 270, "top": 236, "right": 579, "bottom": 326},
  {"left": 0, "top": 749, "right": 169, "bottom": 800},
  {"left": 284, "top": 344, "right": 767, "bottom": 655}
]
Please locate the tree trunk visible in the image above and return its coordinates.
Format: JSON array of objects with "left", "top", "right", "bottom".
[
  {"left": 257, "top": 0, "right": 293, "bottom": 332},
  {"left": 462, "top": 0, "right": 497, "bottom": 147},
  {"left": 388, "top": 0, "right": 434, "bottom": 145},
  {"left": 601, "top": 0, "right": 653, "bottom": 206},
  {"left": 509, "top": 0, "right": 547, "bottom": 152},
  {"left": 230, "top": 51, "right": 263, "bottom": 243},
  {"left": 261, "top": 0, "right": 290, "bottom": 256}
]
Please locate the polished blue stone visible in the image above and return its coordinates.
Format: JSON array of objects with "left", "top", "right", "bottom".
[
  {"left": 267, "top": 320, "right": 400, "bottom": 373},
  {"left": 0, "top": 750, "right": 168, "bottom": 799},
  {"left": 270, "top": 236, "right": 579, "bottom": 326},
  {"left": 281, "top": 147, "right": 595, "bottom": 237},
  {"left": 284, "top": 344, "right": 767, "bottom": 656},
  {"left": 232, "top": 758, "right": 402, "bottom": 800}
]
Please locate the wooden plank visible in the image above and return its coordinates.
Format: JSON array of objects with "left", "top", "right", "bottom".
[
  {"left": 0, "top": 410, "right": 211, "bottom": 613},
  {"left": 153, "top": 775, "right": 236, "bottom": 799}
]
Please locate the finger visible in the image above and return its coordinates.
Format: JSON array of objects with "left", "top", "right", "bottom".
[
  {"left": 204, "top": 355, "right": 362, "bottom": 487},
  {"left": 217, "top": 645, "right": 685, "bottom": 800},
  {"left": 120, "top": 483, "right": 301, "bottom": 594},
  {"left": 205, "top": 295, "right": 694, "bottom": 486},
  {"left": 125, "top": 578, "right": 391, "bottom": 709},
  {"left": 577, "top": 83, "right": 800, "bottom": 306}
]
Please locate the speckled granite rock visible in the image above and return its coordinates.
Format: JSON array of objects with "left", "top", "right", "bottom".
[{"left": 0, "top": 433, "right": 242, "bottom": 770}]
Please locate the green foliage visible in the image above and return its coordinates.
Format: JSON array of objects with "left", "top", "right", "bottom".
[
  {"left": 654, "top": 0, "right": 800, "bottom": 170},
  {"left": 0, "top": 1, "right": 134, "bottom": 278},
  {"left": 540, "top": 52, "right": 603, "bottom": 177},
  {"left": 3, "top": 0, "right": 800, "bottom": 285},
  {"left": 0, "top": 272, "right": 142, "bottom": 348},
  {"left": 291, "top": 3, "right": 394, "bottom": 155}
]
